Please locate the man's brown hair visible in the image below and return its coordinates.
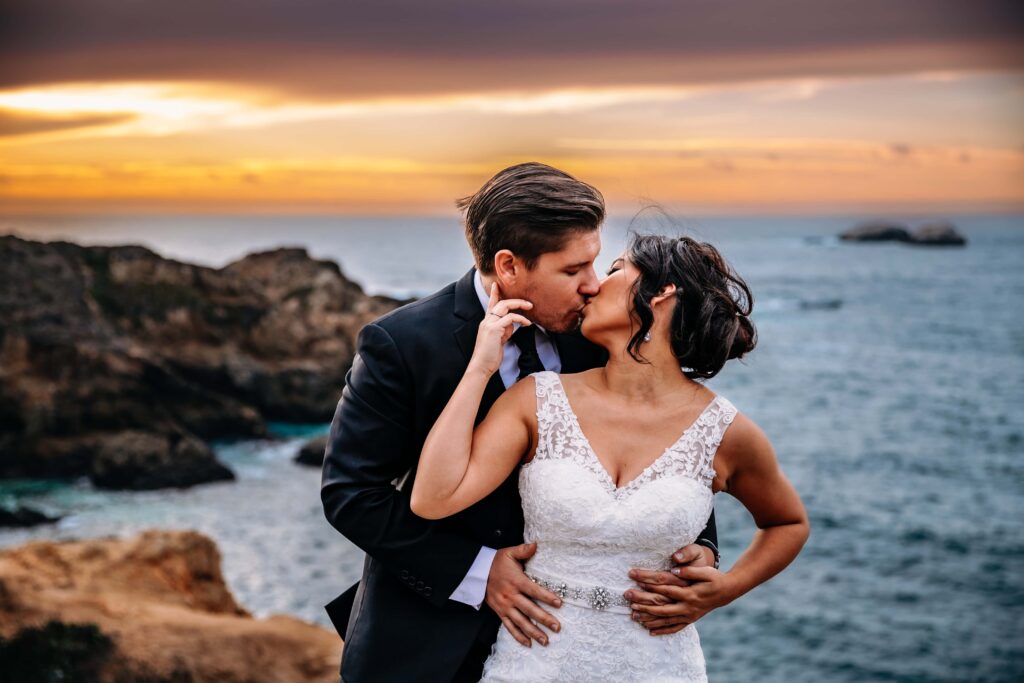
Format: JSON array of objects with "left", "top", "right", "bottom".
[{"left": 457, "top": 162, "right": 605, "bottom": 273}]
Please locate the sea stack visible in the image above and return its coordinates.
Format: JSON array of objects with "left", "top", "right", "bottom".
[{"left": 839, "top": 220, "right": 966, "bottom": 246}]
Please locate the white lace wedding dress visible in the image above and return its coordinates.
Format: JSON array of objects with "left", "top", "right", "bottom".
[{"left": 479, "top": 371, "right": 738, "bottom": 683}]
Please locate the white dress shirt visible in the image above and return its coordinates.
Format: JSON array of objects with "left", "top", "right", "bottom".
[{"left": 447, "top": 271, "right": 562, "bottom": 609}]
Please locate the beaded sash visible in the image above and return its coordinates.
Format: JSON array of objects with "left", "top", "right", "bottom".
[{"left": 526, "top": 571, "right": 632, "bottom": 614}]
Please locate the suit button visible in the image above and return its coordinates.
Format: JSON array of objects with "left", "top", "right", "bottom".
[
  {"left": 494, "top": 529, "right": 502, "bottom": 538},
  {"left": 415, "top": 580, "right": 424, "bottom": 590},
  {"left": 424, "top": 587, "right": 433, "bottom": 597},
  {"left": 400, "top": 570, "right": 409, "bottom": 580}
]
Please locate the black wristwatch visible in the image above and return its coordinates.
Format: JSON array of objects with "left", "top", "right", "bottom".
[{"left": 694, "top": 539, "right": 721, "bottom": 569}]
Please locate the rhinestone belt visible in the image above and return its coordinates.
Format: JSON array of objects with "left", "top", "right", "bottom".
[{"left": 526, "top": 572, "right": 632, "bottom": 614}]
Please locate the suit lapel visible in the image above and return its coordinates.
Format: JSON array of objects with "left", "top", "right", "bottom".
[{"left": 452, "top": 267, "right": 508, "bottom": 421}]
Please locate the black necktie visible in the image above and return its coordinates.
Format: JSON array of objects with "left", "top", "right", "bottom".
[{"left": 511, "top": 325, "right": 546, "bottom": 381}]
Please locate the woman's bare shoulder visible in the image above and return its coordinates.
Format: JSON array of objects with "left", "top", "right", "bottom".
[{"left": 717, "top": 408, "right": 777, "bottom": 469}]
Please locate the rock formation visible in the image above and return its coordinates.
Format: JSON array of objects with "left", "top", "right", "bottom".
[
  {"left": 294, "top": 435, "right": 329, "bottom": 467},
  {"left": 0, "top": 504, "right": 62, "bottom": 528},
  {"left": 839, "top": 221, "right": 913, "bottom": 243},
  {"left": 0, "top": 529, "right": 342, "bottom": 682},
  {"left": 909, "top": 221, "right": 968, "bottom": 246},
  {"left": 0, "top": 235, "right": 399, "bottom": 489},
  {"left": 839, "top": 220, "right": 967, "bottom": 246}
]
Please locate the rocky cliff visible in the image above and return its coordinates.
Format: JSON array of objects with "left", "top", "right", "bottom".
[{"left": 0, "top": 234, "right": 399, "bottom": 488}]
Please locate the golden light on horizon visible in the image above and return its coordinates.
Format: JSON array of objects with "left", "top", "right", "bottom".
[{"left": 2, "top": 70, "right": 1022, "bottom": 214}]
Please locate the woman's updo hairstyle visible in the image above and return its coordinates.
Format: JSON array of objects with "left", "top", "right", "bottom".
[{"left": 626, "top": 233, "right": 756, "bottom": 379}]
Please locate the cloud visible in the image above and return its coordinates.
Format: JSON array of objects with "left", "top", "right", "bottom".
[
  {"left": 0, "top": 108, "right": 135, "bottom": 137},
  {"left": 1, "top": 1, "right": 1021, "bottom": 97},
  {"left": 0, "top": 83, "right": 706, "bottom": 144},
  {"left": 889, "top": 143, "right": 914, "bottom": 157}
]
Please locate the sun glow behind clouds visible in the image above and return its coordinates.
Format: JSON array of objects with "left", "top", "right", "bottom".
[
  {"left": 0, "top": 82, "right": 707, "bottom": 141},
  {"left": 0, "top": 70, "right": 1022, "bottom": 213},
  {"left": 6, "top": 70, "right": 955, "bottom": 142}
]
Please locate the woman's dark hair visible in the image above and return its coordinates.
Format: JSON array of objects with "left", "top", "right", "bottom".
[
  {"left": 626, "top": 233, "right": 757, "bottom": 379},
  {"left": 457, "top": 162, "right": 605, "bottom": 273}
]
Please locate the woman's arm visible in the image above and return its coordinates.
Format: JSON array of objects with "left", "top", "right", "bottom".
[
  {"left": 712, "top": 413, "right": 810, "bottom": 599},
  {"left": 410, "top": 284, "right": 537, "bottom": 520},
  {"left": 411, "top": 370, "right": 535, "bottom": 519}
]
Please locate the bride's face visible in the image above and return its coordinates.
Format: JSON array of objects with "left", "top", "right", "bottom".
[{"left": 579, "top": 253, "right": 639, "bottom": 342}]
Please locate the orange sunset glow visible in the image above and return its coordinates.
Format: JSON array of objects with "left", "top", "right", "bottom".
[{"left": 1, "top": 1, "right": 1022, "bottom": 214}]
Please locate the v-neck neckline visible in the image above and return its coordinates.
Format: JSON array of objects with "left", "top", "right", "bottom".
[{"left": 550, "top": 373, "right": 719, "bottom": 494}]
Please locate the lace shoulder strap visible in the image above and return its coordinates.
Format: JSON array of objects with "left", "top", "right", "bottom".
[
  {"left": 531, "top": 371, "right": 588, "bottom": 465},
  {"left": 693, "top": 396, "right": 739, "bottom": 487}
]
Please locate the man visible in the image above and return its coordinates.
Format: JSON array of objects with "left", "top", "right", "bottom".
[{"left": 321, "top": 163, "right": 725, "bottom": 682}]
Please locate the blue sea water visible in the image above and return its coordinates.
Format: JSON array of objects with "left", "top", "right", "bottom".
[{"left": 1, "top": 213, "right": 1022, "bottom": 682}]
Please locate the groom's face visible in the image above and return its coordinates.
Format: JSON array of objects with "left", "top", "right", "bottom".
[{"left": 515, "top": 229, "right": 602, "bottom": 333}]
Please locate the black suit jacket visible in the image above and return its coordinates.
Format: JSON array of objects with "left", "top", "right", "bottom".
[{"left": 321, "top": 268, "right": 718, "bottom": 682}]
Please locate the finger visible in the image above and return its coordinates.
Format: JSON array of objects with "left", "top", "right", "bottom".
[
  {"left": 634, "top": 585, "right": 692, "bottom": 606},
  {"left": 513, "top": 594, "right": 560, "bottom": 634},
  {"left": 636, "top": 616, "right": 688, "bottom": 630},
  {"left": 671, "top": 566, "right": 717, "bottom": 583},
  {"left": 629, "top": 602, "right": 680, "bottom": 617},
  {"left": 640, "top": 583, "right": 691, "bottom": 602},
  {"left": 489, "top": 282, "right": 501, "bottom": 311},
  {"left": 629, "top": 569, "right": 688, "bottom": 587},
  {"left": 491, "top": 313, "right": 532, "bottom": 330},
  {"left": 631, "top": 610, "right": 657, "bottom": 624},
  {"left": 671, "top": 545, "right": 703, "bottom": 565},
  {"left": 522, "top": 579, "right": 563, "bottom": 609},
  {"left": 499, "top": 614, "right": 530, "bottom": 648},
  {"left": 506, "top": 542, "right": 537, "bottom": 561},
  {"left": 507, "top": 607, "right": 548, "bottom": 645},
  {"left": 504, "top": 314, "right": 533, "bottom": 329},
  {"left": 490, "top": 298, "right": 534, "bottom": 316},
  {"left": 622, "top": 588, "right": 671, "bottom": 606}
]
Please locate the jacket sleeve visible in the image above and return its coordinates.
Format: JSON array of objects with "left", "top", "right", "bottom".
[
  {"left": 321, "top": 322, "right": 482, "bottom": 607},
  {"left": 695, "top": 509, "right": 718, "bottom": 550}
]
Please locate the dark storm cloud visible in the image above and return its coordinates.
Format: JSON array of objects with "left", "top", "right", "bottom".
[{"left": 1, "top": 0, "right": 1022, "bottom": 96}]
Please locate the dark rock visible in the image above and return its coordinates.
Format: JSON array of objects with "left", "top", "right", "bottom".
[
  {"left": 89, "top": 430, "right": 234, "bottom": 490},
  {"left": 839, "top": 220, "right": 967, "bottom": 247},
  {"left": 909, "top": 221, "right": 967, "bottom": 246},
  {"left": 839, "top": 221, "right": 912, "bottom": 242},
  {"left": 294, "top": 435, "right": 328, "bottom": 467},
  {"left": 0, "top": 234, "right": 400, "bottom": 488},
  {"left": 799, "top": 299, "right": 843, "bottom": 311},
  {"left": 0, "top": 505, "right": 62, "bottom": 528},
  {"left": 0, "top": 620, "right": 114, "bottom": 683}
]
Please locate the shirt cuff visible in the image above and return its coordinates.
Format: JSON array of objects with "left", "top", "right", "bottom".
[{"left": 448, "top": 546, "right": 497, "bottom": 609}]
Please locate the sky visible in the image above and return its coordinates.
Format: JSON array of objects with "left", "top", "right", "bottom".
[{"left": 1, "top": 0, "right": 1023, "bottom": 215}]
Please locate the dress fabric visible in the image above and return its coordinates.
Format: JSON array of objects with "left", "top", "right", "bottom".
[{"left": 479, "top": 371, "right": 738, "bottom": 683}]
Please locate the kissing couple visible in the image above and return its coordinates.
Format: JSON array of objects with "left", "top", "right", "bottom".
[{"left": 321, "top": 162, "right": 809, "bottom": 682}]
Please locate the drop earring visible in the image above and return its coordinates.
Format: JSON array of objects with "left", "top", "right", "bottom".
[{"left": 643, "top": 331, "right": 652, "bottom": 342}]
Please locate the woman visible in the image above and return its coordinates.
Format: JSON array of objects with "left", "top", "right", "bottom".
[{"left": 411, "top": 234, "right": 810, "bottom": 682}]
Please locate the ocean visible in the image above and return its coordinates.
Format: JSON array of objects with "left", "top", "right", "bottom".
[{"left": 2, "top": 213, "right": 1022, "bottom": 682}]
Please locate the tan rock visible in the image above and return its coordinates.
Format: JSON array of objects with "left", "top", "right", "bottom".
[{"left": 0, "top": 529, "right": 342, "bottom": 683}]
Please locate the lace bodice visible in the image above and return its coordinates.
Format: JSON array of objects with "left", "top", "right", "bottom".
[
  {"left": 520, "top": 370, "right": 737, "bottom": 594},
  {"left": 480, "top": 371, "right": 739, "bottom": 682}
]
